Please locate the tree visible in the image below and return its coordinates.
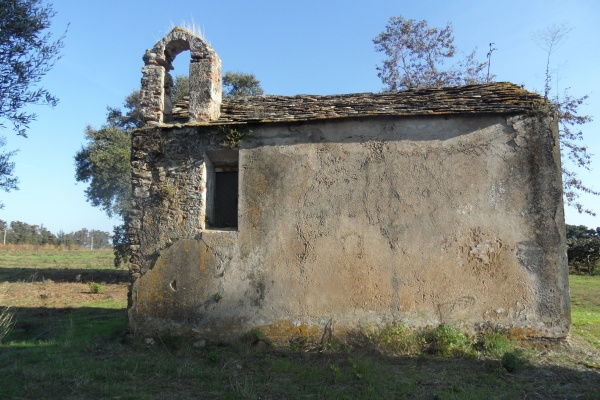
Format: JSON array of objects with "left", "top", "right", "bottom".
[
  {"left": 0, "top": 0, "right": 66, "bottom": 137},
  {"left": 534, "top": 24, "right": 598, "bottom": 215},
  {"left": 0, "top": 137, "right": 18, "bottom": 208},
  {"left": 566, "top": 224, "right": 600, "bottom": 275},
  {"left": 75, "top": 125, "right": 132, "bottom": 218},
  {"left": 106, "top": 90, "right": 143, "bottom": 130},
  {"left": 171, "top": 74, "right": 190, "bottom": 104},
  {"left": 373, "top": 16, "right": 488, "bottom": 91},
  {"left": 223, "top": 72, "right": 264, "bottom": 98},
  {"left": 90, "top": 229, "right": 111, "bottom": 249},
  {"left": 4, "top": 220, "right": 56, "bottom": 245},
  {"left": 0, "top": 0, "right": 66, "bottom": 208}
]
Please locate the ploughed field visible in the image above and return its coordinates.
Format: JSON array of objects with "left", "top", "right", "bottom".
[{"left": 0, "top": 245, "right": 599, "bottom": 399}]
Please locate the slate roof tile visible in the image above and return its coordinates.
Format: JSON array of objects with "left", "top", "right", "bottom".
[{"left": 170, "top": 82, "right": 543, "bottom": 125}]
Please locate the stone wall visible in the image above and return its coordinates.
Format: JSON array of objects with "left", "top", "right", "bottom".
[
  {"left": 140, "top": 27, "right": 221, "bottom": 126},
  {"left": 127, "top": 113, "right": 569, "bottom": 342}
]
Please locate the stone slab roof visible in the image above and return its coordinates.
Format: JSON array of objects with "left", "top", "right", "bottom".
[{"left": 171, "top": 82, "right": 543, "bottom": 125}]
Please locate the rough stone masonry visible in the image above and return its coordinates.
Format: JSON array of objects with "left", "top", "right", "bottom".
[{"left": 127, "top": 27, "right": 570, "bottom": 343}]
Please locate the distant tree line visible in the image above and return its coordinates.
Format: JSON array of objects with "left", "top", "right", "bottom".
[
  {"left": 566, "top": 224, "right": 600, "bottom": 275},
  {"left": 0, "top": 220, "right": 111, "bottom": 248}
]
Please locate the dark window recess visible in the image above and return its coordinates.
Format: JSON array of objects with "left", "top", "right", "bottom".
[{"left": 212, "top": 170, "right": 238, "bottom": 228}]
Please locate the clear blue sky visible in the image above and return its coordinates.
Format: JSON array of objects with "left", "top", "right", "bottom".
[{"left": 1, "top": 0, "right": 599, "bottom": 234}]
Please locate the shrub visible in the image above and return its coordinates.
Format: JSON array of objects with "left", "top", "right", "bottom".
[
  {"left": 501, "top": 350, "right": 526, "bottom": 372},
  {"left": 89, "top": 282, "right": 104, "bottom": 294},
  {"left": 374, "top": 323, "right": 420, "bottom": 354},
  {"left": 475, "top": 329, "right": 514, "bottom": 357},
  {"left": 422, "top": 323, "right": 473, "bottom": 357}
]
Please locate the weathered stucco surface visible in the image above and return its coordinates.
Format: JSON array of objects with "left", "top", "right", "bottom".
[{"left": 128, "top": 113, "right": 569, "bottom": 342}]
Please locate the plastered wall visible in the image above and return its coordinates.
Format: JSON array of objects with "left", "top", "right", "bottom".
[{"left": 128, "top": 114, "right": 569, "bottom": 341}]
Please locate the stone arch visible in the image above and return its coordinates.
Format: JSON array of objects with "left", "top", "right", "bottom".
[{"left": 140, "top": 27, "right": 222, "bottom": 125}]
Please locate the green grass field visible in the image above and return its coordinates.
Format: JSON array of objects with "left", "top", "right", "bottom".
[
  {"left": 0, "top": 246, "right": 599, "bottom": 399},
  {"left": 570, "top": 275, "right": 600, "bottom": 350}
]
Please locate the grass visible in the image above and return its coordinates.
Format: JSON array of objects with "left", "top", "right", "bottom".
[
  {"left": 0, "top": 246, "right": 599, "bottom": 399},
  {"left": 0, "top": 245, "right": 114, "bottom": 273},
  {"left": 570, "top": 275, "right": 600, "bottom": 349}
]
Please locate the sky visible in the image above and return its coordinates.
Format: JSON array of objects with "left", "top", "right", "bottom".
[{"left": 1, "top": 0, "right": 599, "bottom": 234}]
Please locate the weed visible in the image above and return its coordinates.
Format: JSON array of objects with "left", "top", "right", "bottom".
[
  {"left": 422, "top": 323, "right": 473, "bottom": 357},
  {"left": 348, "top": 357, "right": 366, "bottom": 380},
  {"left": 213, "top": 292, "right": 223, "bottom": 303},
  {"left": 229, "top": 375, "right": 257, "bottom": 399},
  {"left": 158, "top": 332, "right": 186, "bottom": 350},
  {"left": 321, "top": 336, "right": 343, "bottom": 352},
  {"left": 155, "top": 183, "right": 176, "bottom": 203},
  {"left": 89, "top": 282, "right": 104, "bottom": 294},
  {"left": 206, "top": 350, "right": 220, "bottom": 364},
  {"left": 373, "top": 323, "right": 420, "bottom": 354},
  {"left": 0, "top": 306, "right": 15, "bottom": 342},
  {"left": 63, "top": 318, "right": 74, "bottom": 348},
  {"left": 239, "top": 328, "right": 272, "bottom": 351},
  {"left": 501, "top": 350, "right": 526, "bottom": 372},
  {"left": 329, "top": 363, "right": 343, "bottom": 383},
  {"left": 475, "top": 329, "right": 514, "bottom": 356},
  {"left": 220, "top": 126, "right": 252, "bottom": 148}
]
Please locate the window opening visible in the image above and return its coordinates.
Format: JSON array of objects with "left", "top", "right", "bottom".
[{"left": 205, "top": 150, "right": 239, "bottom": 229}]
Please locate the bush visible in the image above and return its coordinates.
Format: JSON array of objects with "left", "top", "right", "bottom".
[
  {"left": 501, "top": 350, "right": 526, "bottom": 372},
  {"left": 422, "top": 323, "right": 473, "bottom": 357},
  {"left": 374, "top": 323, "right": 420, "bottom": 354},
  {"left": 89, "top": 282, "right": 104, "bottom": 294},
  {"left": 475, "top": 330, "right": 514, "bottom": 357}
]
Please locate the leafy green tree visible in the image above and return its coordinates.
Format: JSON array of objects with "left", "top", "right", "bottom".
[
  {"left": 51, "top": 228, "right": 110, "bottom": 248},
  {"left": 5, "top": 220, "right": 56, "bottom": 245},
  {"left": 566, "top": 224, "right": 600, "bottom": 275},
  {"left": 0, "top": 137, "right": 18, "bottom": 208},
  {"left": 106, "top": 90, "right": 143, "bottom": 130},
  {"left": 0, "top": 0, "right": 65, "bottom": 207},
  {"left": 171, "top": 75, "right": 190, "bottom": 104},
  {"left": 75, "top": 86, "right": 144, "bottom": 263},
  {"left": 90, "top": 229, "right": 111, "bottom": 248},
  {"left": 75, "top": 125, "right": 132, "bottom": 218},
  {"left": 7, "top": 221, "right": 37, "bottom": 244},
  {"left": 38, "top": 225, "right": 56, "bottom": 245},
  {"left": 0, "top": 0, "right": 66, "bottom": 137},
  {"left": 223, "top": 72, "right": 264, "bottom": 98},
  {"left": 373, "top": 16, "right": 488, "bottom": 91},
  {"left": 56, "top": 230, "right": 74, "bottom": 247}
]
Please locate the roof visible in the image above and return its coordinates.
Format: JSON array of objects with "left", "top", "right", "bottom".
[{"left": 170, "top": 82, "right": 544, "bottom": 125}]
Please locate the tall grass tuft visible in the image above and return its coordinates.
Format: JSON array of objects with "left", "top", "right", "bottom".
[
  {"left": 0, "top": 306, "right": 15, "bottom": 342},
  {"left": 371, "top": 323, "right": 421, "bottom": 355},
  {"left": 422, "top": 323, "right": 474, "bottom": 357}
]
